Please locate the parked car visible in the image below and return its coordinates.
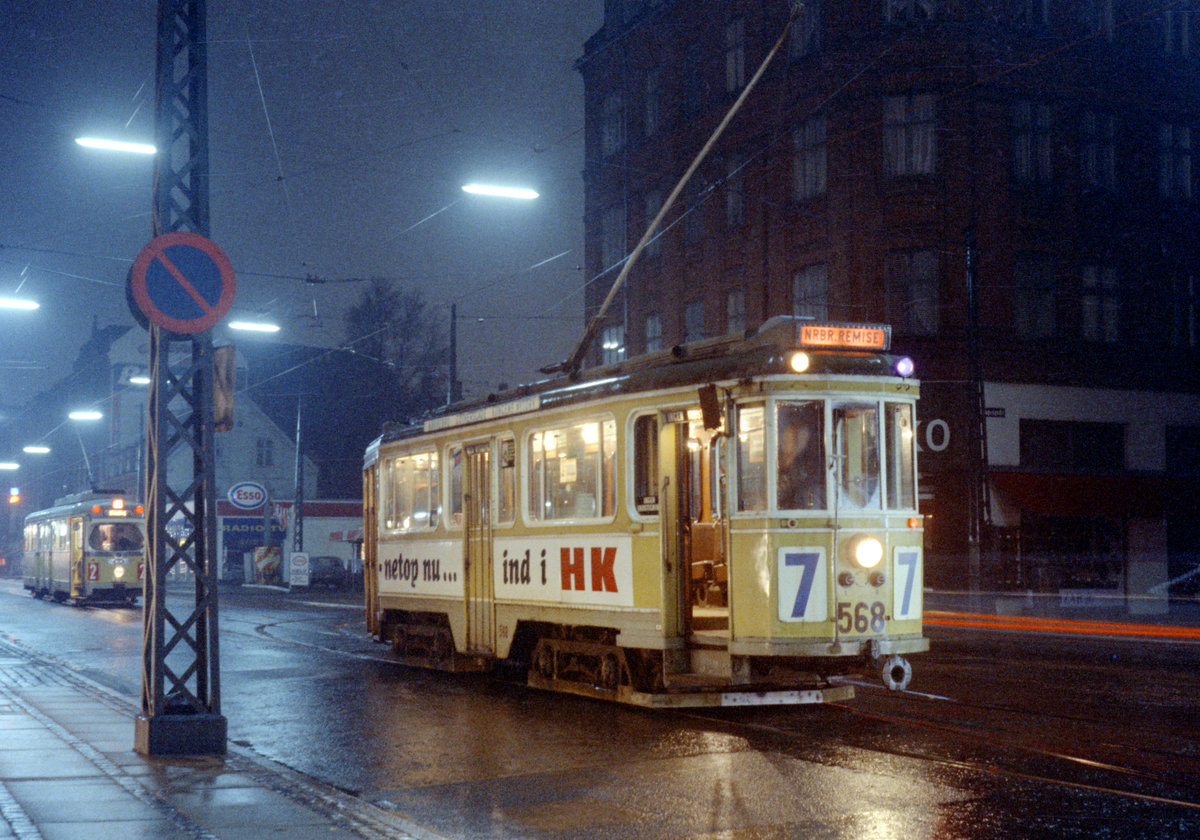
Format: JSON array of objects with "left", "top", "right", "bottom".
[{"left": 308, "top": 556, "right": 348, "bottom": 589}]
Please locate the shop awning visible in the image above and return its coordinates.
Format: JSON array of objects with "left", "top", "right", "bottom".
[{"left": 990, "top": 470, "right": 1197, "bottom": 518}]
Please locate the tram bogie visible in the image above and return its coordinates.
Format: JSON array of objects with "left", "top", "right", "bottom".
[
  {"left": 363, "top": 318, "right": 928, "bottom": 705},
  {"left": 23, "top": 492, "right": 146, "bottom": 606}
]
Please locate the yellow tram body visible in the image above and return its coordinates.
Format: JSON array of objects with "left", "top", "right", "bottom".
[
  {"left": 23, "top": 492, "right": 146, "bottom": 606},
  {"left": 363, "top": 318, "right": 927, "bottom": 706}
]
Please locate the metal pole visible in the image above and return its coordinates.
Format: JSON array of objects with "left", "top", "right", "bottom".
[{"left": 135, "top": 0, "right": 226, "bottom": 756}]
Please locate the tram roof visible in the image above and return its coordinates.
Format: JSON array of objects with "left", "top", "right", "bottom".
[{"left": 379, "top": 317, "right": 912, "bottom": 444}]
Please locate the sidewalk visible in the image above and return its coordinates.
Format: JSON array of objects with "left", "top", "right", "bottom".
[{"left": 0, "top": 637, "right": 427, "bottom": 840}]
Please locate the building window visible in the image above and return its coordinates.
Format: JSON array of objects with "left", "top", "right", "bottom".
[
  {"left": 885, "top": 250, "right": 939, "bottom": 335},
  {"left": 1014, "top": 0, "right": 1050, "bottom": 26},
  {"left": 256, "top": 438, "right": 274, "bottom": 468},
  {"left": 1080, "top": 111, "right": 1116, "bottom": 192},
  {"left": 724, "top": 17, "right": 745, "bottom": 94},
  {"left": 601, "top": 94, "right": 624, "bottom": 158},
  {"left": 1081, "top": 0, "right": 1114, "bottom": 41},
  {"left": 684, "top": 42, "right": 704, "bottom": 116},
  {"left": 683, "top": 300, "right": 705, "bottom": 342},
  {"left": 725, "top": 156, "right": 746, "bottom": 228},
  {"left": 643, "top": 189, "right": 663, "bottom": 258},
  {"left": 1170, "top": 272, "right": 1199, "bottom": 348},
  {"left": 792, "top": 115, "right": 827, "bottom": 200},
  {"left": 885, "top": 0, "right": 936, "bottom": 23},
  {"left": 644, "top": 67, "right": 661, "bottom": 138},
  {"left": 792, "top": 263, "right": 829, "bottom": 320},
  {"left": 1020, "top": 420, "right": 1124, "bottom": 471},
  {"left": 1159, "top": 123, "right": 1193, "bottom": 200},
  {"left": 1081, "top": 264, "right": 1120, "bottom": 343},
  {"left": 1013, "top": 254, "right": 1057, "bottom": 340},
  {"left": 683, "top": 178, "right": 706, "bottom": 245},
  {"left": 601, "top": 205, "right": 626, "bottom": 272},
  {"left": 1165, "top": 5, "right": 1194, "bottom": 56},
  {"left": 726, "top": 287, "right": 747, "bottom": 335},
  {"left": 645, "top": 312, "right": 663, "bottom": 352},
  {"left": 1013, "top": 101, "right": 1053, "bottom": 184},
  {"left": 883, "top": 94, "right": 936, "bottom": 176},
  {"left": 601, "top": 324, "right": 626, "bottom": 364},
  {"left": 790, "top": 0, "right": 823, "bottom": 58},
  {"left": 1167, "top": 426, "right": 1200, "bottom": 476}
]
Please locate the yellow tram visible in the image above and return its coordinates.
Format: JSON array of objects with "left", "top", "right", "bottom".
[
  {"left": 23, "top": 492, "right": 146, "bottom": 606},
  {"left": 363, "top": 318, "right": 927, "bottom": 706}
]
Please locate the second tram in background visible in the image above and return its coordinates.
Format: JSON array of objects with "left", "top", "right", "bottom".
[
  {"left": 23, "top": 492, "right": 146, "bottom": 606},
  {"left": 363, "top": 318, "right": 928, "bottom": 706}
]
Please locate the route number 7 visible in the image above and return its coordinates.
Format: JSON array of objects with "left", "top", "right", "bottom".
[
  {"left": 778, "top": 548, "right": 826, "bottom": 622},
  {"left": 894, "top": 549, "right": 920, "bottom": 620}
]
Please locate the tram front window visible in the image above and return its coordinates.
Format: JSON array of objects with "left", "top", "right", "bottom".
[
  {"left": 777, "top": 401, "right": 826, "bottom": 510},
  {"left": 89, "top": 522, "right": 144, "bottom": 552},
  {"left": 834, "top": 403, "right": 881, "bottom": 510}
]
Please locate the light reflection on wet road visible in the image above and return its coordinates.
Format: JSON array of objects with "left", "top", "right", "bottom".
[{"left": 3, "top": 580, "right": 1199, "bottom": 839}]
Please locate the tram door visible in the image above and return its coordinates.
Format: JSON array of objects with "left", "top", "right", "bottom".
[
  {"left": 68, "top": 517, "right": 85, "bottom": 598},
  {"left": 660, "top": 392, "right": 728, "bottom": 642},
  {"left": 462, "top": 443, "right": 495, "bottom": 654}
]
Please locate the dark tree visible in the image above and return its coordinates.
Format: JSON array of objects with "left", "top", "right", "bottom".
[{"left": 343, "top": 279, "right": 448, "bottom": 422}]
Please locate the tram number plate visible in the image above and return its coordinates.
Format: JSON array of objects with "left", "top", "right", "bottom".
[
  {"left": 87, "top": 563, "right": 99, "bottom": 581},
  {"left": 836, "top": 601, "right": 886, "bottom": 634}
]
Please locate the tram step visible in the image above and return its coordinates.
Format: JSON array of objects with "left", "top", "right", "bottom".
[{"left": 686, "top": 647, "right": 733, "bottom": 679}]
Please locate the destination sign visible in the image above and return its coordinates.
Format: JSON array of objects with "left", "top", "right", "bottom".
[{"left": 798, "top": 322, "right": 891, "bottom": 351}]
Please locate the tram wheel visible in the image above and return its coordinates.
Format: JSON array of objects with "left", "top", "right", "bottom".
[{"left": 599, "top": 653, "right": 620, "bottom": 690}]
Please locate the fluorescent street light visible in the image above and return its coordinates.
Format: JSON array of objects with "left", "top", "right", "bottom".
[
  {"left": 0, "top": 297, "right": 39, "bottom": 310},
  {"left": 228, "top": 320, "right": 281, "bottom": 333},
  {"left": 22, "top": 445, "right": 50, "bottom": 454},
  {"left": 0, "top": 462, "right": 18, "bottom": 471},
  {"left": 75, "top": 136, "right": 157, "bottom": 155},
  {"left": 461, "top": 183, "right": 539, "bottom": 200},
  {"left": 128, "top": 375, "right": 152, "bottom": 385},
  {"left": 68, "top": 410, "right": 103, "bottom": 421}
]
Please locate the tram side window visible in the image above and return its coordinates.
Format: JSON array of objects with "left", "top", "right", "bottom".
[
  {"left": 54, "top": 520, "right": 68, "bottom": 550},
  {"left": 777, "top": 401, "right": 826, "bottom": 510},
  {"left": 735, "top": 403, "right": 766, "bottom": 512},
  {"left": 498, "top": 437, "right": 516, "bottom": 524},
  {"left": 632, "top": 414, "right": 659, "bottom": 515},
  {"left": 528, "top": 419, "right": 617, "bottom": 521},
  {"left": 885, "top": 402, "right": 916, "bottom": 510},
  {"left": 382, "top": 451, "right": 440, "bottom": 532},
  {"left": 834, "top": 403, "right": 881, "bottom": 510},
  {"left": 448, "top": 446, "right": 464, "bottom": 527}
]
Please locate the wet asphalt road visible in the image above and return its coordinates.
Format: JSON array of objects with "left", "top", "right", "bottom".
[{"left": 2, "top": 578, "right": 1199, "bottom": 839}]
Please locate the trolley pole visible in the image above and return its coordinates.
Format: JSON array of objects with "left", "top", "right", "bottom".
[{"left": 134, "top": 0, "right": 227, "bottom": 756}]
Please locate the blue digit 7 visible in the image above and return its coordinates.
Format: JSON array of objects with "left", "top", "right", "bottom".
[
  {"left": 785, "top": 551, "right": 819, "bottom": 619},
  {"left": 896, "top": 550, "right": 918, "bottom": 616}
]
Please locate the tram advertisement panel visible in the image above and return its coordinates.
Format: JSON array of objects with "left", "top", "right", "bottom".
[
  {"left": 377, "top": 538, "right": 463, "bottom": 597},
  {"left": 494, "top": 535, "right": 633, "bottom": 607}
]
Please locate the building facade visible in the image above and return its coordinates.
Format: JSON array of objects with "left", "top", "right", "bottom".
[{"left": 578, "top": 0, "right": 1200, "bottom": 610}]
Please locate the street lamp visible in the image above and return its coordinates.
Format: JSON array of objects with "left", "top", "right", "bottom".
[
  {"left": 0, "top": 297, "right": 39, "bottom": 311},
  {"left": 228, "top": 320, "right": 281, "bottom": 333},
  {"left": 461, "top": 183, "right": 539, "bottom": 200},
  {"left": 75, "top": 136, "right": 157, "bottom": 155},
  {"left": 22, "top": 445, "right": 50, "bottom": 455}
]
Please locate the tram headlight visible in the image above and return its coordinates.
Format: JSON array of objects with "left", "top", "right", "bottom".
[
  {"left": 851, "top": 536, "right": 883, "bottom": 570},
  {"left": 114, "top": 565, "right": 126, "bottom": 579}
]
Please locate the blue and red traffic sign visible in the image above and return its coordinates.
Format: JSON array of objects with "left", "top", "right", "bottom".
[{"left": 130, "top": 232, "right": 235, "bottom": 334}]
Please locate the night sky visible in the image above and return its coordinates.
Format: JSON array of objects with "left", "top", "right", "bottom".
[{"left": 0, "top": 0, "right": 602, "bottom": 406}]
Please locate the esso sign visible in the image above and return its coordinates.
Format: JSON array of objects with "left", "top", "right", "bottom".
[{"left": 228, "top": 481, "right": 267, "bottom": 510}]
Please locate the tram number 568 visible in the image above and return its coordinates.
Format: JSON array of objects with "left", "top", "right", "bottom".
[{"left": 837, "top": 601, "right": 886, "bottom": 634}]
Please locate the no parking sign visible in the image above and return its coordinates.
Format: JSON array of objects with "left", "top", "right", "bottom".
[{"left": 129, "top": 232, "right": 236, "bottom": 334}]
